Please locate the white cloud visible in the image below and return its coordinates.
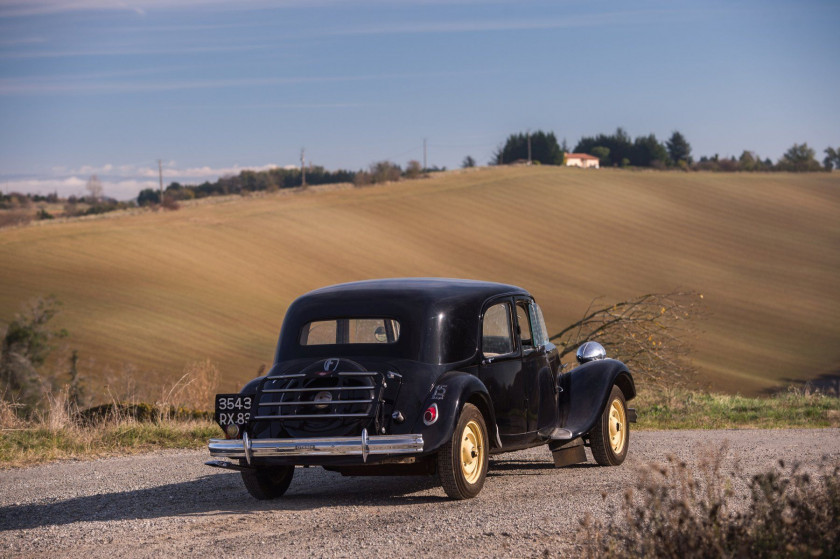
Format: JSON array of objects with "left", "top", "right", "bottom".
[
  {"left": 2, "top": 162, "right": 287, "bottom": 200},
  {"left": 179, "top": 163, "right": 279, "bottom": 178},
  {"left": 0, "top": 176, "right": 87, "bottom": 196}
]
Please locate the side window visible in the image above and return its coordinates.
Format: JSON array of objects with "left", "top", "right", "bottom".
[
  {"left": 529, "top": 303, "right": 549, "bottom": 347},
  {"left": 482, "top": 302, "right": 514, "bottom": 357},
  {"left": 516, "top": 302, "right": 533, "bottom": 347}
]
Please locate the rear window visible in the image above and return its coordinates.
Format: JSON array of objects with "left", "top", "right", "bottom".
[{"left": 299, "top": 318, "right": 401, "bottom": 346}]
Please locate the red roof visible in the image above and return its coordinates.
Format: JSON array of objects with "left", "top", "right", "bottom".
[{"left": 566, "top": 153, "right": 599, "bottom": 160}]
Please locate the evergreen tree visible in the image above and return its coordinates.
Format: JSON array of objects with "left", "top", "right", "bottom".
[{"left": 666, "top": 131, "right": 692, "bottom": 164}]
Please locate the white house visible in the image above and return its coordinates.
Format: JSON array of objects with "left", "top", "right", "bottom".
[{"left": 565, "top": 153, "right": 600, "bottom": 169}]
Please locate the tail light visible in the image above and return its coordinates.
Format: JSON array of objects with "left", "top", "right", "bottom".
[
  {"left": 423, "top": 403, "right": 439, "bottom": 426},
  {"left": 224, "top": 424, "right": 240, "bottom": 439}
]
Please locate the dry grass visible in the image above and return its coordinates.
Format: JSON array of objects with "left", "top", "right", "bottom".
[
  {"left": 1, "top": 167, "right": 839, "bottom": 394},
  {"left": 577, "top": 446, "right": 840, "bottom": 558},
  {"left": 0, "top": 394, "right": 220, "bottom": 468},
  {"left": 157, "top": 359, "right": 220, "bottom": 412}
]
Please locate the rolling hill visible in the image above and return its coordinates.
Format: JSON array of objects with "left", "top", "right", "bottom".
[{"left": 1, "top": 166, "right": 838, "bottom": 396}]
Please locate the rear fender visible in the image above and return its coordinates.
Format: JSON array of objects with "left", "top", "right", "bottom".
[
  {"left": 241, "top": 376, "right": 266, "bottom": 394},
  {"left": 558, "top": 359, "right": 635, "bottom": 440},
  {"left": 411, "top": 371, "right": 499, "bottom": 454}
]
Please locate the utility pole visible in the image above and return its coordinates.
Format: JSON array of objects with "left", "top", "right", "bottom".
[
  {"left": 423, "top": 138, "right": 427, "bottom": 171},
  {"left": 300, "top": 148, "right": 306, "bottom": 188},
  {"left": 527, "top": 131, "right": 532, "bottom": 165},
  {"left": 158, "top": 159, "right": 164, "bottom": 204}
]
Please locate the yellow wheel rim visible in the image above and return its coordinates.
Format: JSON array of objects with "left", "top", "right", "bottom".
[
  {"left": 460, "top": 419, "right": 485, "bottom": 484},
  {"left": 608, "top": 399, "right": 627, "bottom": 455}
]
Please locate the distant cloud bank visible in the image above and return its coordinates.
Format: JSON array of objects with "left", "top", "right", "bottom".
[{"left": 0, "top": 162, "right": 285, "bottom": 200}]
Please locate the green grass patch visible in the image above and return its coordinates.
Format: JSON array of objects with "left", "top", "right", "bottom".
[
  {"left": 0, "top": 420, "right": 222, "bottom": 468},
  {"left": 636, "top": 390, "right": 840, "bottom": 429},
  {"left": 2, "top": 389, "right": 838, "bottom": 468}
]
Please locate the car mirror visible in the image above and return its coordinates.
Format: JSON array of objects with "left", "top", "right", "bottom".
[{"left": 576, "top": 341, "right": 606, "bottom": 364}]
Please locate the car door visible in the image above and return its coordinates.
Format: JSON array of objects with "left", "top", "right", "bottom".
[
  {"left": 477, "top": 298, "right": 527, "bottom": 435},
  {"left": 514, "top": 297, "right": 558, "bottom": 433}
]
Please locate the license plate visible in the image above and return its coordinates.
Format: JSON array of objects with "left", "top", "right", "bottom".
[{"left": 214, "top": 393, "right": 255, "bottom": 427}]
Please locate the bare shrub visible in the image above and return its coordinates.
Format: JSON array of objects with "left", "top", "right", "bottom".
[
  {"left": 158, "top": 359, "right": 220, "bottom": 413},
  {"left": 353, "top": 171, "right": 372, "bottom": 187},
  {"left": 369, "top": 160, "right": 401, "bottom": 183},
  {"left": 0, "top": 398, "right": 25, "bottom": 429},
  {"left": 0, "top": 211, "right": 32, "bottom": 228},
  {"left": 405, "top": 160, "right": 423, "bottom": 179},
  {"left": 578, "top": 448, "right": 840, "bottom": 558},
  {"left": 161, "top": 194, "right": 180, "bottom": 211},
  {"left": 42, "top": 385, "right": 78, "bottom": 431},
  {"left": 550, "top": 291, "right": 705, "bottom": 396},
  {"left": 102, "top": 362, "right": 144, "bottom": 406}
]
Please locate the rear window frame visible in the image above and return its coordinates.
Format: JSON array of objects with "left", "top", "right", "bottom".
[{"left": 298, "top": 317, "right": 402, "bottom": 347}]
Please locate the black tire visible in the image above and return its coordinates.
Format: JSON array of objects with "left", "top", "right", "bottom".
[
  {"left": 240, "top": 465, "right": 295, "bottom": 500},
  {"left": 437, "top": 403, "right": 489, "bottom": 500},
  {"left": 590, "top": 385, "right": 629, "bottom": 466}
]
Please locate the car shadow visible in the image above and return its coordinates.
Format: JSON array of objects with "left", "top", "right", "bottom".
[
  {"left": 487, "top": 459, "right": 599, "bottom": 476},
  {"left": 0, "top": 468, "right": 447, "bottom": 532}
]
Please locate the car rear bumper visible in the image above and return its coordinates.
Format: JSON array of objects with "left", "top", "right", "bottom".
[{"left": 208, "top": 429, "right": 424, "bottom": 463}]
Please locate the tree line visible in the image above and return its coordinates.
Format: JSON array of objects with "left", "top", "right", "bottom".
[
  {"left": 136, "top": 161, "right": 447, "bottom": 207},
  {"left": 2, "top": 130, "right": 837, "bottom": 223},
  {"left": 491, "top": 128, "right": 840, "bottom": 172}
]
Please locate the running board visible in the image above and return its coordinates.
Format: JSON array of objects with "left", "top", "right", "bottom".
[{"left": 538, "top": 426, "right": 573, "bottom": 441}]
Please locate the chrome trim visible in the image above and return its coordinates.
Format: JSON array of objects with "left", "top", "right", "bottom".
[
  {"left": 265, "top": 374, "right": 306, "bottom": 380},
  {"left": 259, "top": 399, "right": 374, "bottom": 406},
  {"left": 253, "top": 412, "right": 372, "bottom": 420},
  {"left": 243, "top": 431, "right": 253, "bottom": 465},
  {"left": 337, "top": 371, "right": 378, "bottom": 377},
  {"left": 261, "top": 386, "right": 375, "bottom": 393},
  {"left": 361, "top": 428, "right": 369, "bottom": 462},
  {"left": 208, "top": 432, "right": 424, "bottom": 459}
]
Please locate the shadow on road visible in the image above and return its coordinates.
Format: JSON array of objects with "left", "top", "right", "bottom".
[{"left": 0, "top": 467, "right": 448, "bottom": 532}]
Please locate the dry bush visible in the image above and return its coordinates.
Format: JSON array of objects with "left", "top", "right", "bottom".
[
  {"left": 353, "top": 171, "right": 372, "bottom": 187},
  {"left": 103, "top": 363, "right": 141, "bottom": 405},
  {"left": 550, "top": 291, "right": 705, "bottom": 396},
  {"left": 41, "top": 385, "right": 78, "bottom": 430},
  {"left": 158, "top": 359, "right": 220, "bottom": 413},
  {"left": 0, "top": 398, "right": 25, "bottom": 429},
  {"left": 0, "top": 211, "right": 32, "bottom": 228},
  {"left": 578, "top": 447, "right": 840, "bottom": 558}
]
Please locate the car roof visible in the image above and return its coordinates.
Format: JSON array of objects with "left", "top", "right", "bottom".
[
  {"left": 276, "top": 278, "right": 531, "bottom": 365},
  {"left": 304, "top": 277, "right": 529, "bottom": 307}
]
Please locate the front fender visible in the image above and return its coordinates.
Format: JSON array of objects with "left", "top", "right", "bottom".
[
  {"left": 411, "top": 371, "right": 499, "bottom": 454},
  {"left": 558, "top": 358, "right": 635, "bottom": 440}
]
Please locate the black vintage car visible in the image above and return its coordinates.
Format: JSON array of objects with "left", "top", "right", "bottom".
[{"left": 207, "top": 278, "right": 636, "bottom": 500}]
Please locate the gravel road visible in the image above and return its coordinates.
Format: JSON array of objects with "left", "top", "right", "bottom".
[{"left": 2, "top": 429, "right": 838, "bottom": 558}]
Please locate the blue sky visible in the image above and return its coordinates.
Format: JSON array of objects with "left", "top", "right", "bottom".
[{"left": 1, "top": 0, "right": 837, "bottom": 200}]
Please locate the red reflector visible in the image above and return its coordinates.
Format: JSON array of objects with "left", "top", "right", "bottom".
[{"left": 423, "top": 403, "right": 439, "bottom": 425}]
